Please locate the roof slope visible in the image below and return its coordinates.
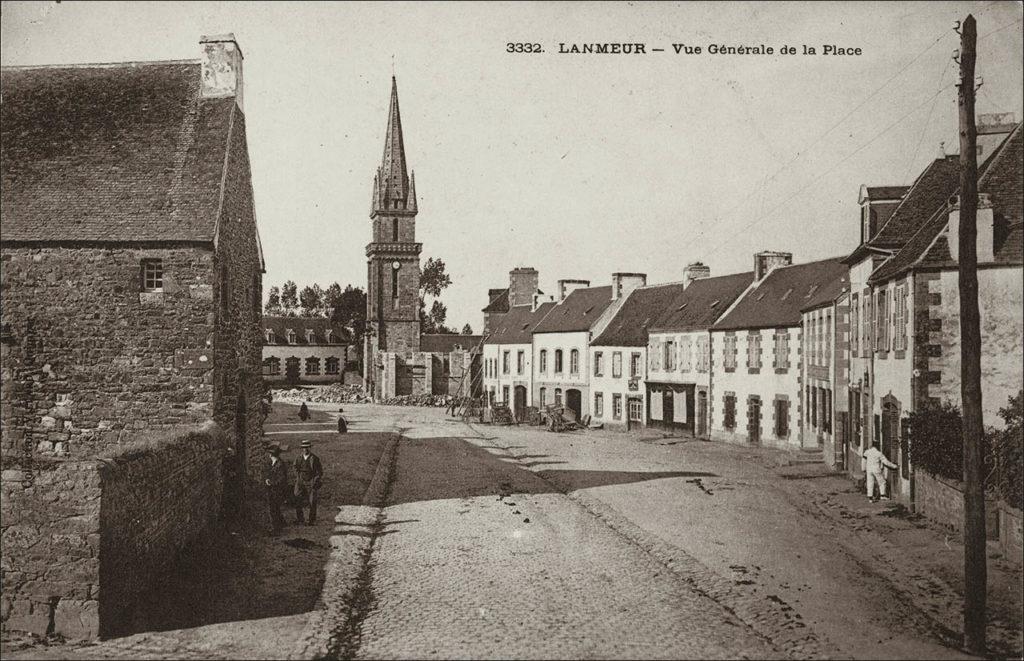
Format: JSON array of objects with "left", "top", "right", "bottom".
[
  {"left": 482, "top": 288, "right": 510, "bottom": 313},
  {"left": 865, "top": 185, "right": 910, "bottom": 200},
  {"left": 532, "top": 285, "right": 613, "bottom": 334},
  {"left": 592, "top": 282, "right": 688, "bottom": 346},
  {"left": 869, "top": 123, "right": 1023, "bottom": 283},
  {"left": 869, "top": 156, "right": 961, "bottom": 247},
  {"left": 485, "top": 302, "right": 556, "bottom": 345},
  {"left": 263, "top": 316, "right": 351, "bottom": 346},
  {"left": 713, "top": 258, "right": 848, "bottom": 331},
  {"left": 421, "top": 333, "right": 483, "bottom": 353},
  {"left": 649, "top": 271, "right": 755, "bottom": 333},
  {"left": 1, "top": 61, "right": 235, "bottom": 243}
]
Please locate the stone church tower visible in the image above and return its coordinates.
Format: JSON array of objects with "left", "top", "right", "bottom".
[{"left": 365, "top": 77, "right": 422, "bottom": 395}]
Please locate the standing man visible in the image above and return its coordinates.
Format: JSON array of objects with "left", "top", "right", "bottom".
[
  {"left": 293, "top": 439, "right": 324, "bottom": 525},
  {"left": 299, "top": 401, "right": 310, "bottom": 421},
  {"left": 264, "top": 443, "right": 289, "bottom": 534},
  {"left": 861, "top": 441, "right": 898, "bottom": 502}
]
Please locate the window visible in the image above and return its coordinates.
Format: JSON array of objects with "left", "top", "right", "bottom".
[
  {"left": 570, "top": 349, "right": 579, "bottom": 375},
  {"left": 747, "top": 332, "right": 761, "bottom": 370},
  {"left": 539, "top": 350, "right": 548, "bottom": 373},
  {"left": 894, "top": 284, "right": 908, "bottom": 351},
  {"left": 612, "top": 393, "right": 623, "bottom": 420},
  {"left": 862, "top": 293, "right": 871, "bottom": 353},
  {"left": 392, "top": 269, "right": 399, "bottom": 300},
  {"left": 664, "top": 340, "right": 676, "bottom": 371},
  {"left": 517, "top": 350, "right": 525, "bottom": 375},
  {"left": 287, "top": 330, "right": 296, "bottom": 344},
  {"left": 775, "top": 399, "right": 789, "bottom": 437},
  {"left": 724, "top": 334, "right": 737, "bottom": 371},
  {"left": 306, "top": 329, "right": 315, "bottom": 344},
  {"left": 723, "top": 394, "right": 736, "bottom": 430},
  {"left": 630, "top": 352, "right": 641, "bottom": 378},
  {"left": 851, "top": 293, "right": 860, "bottom": 356},
  {"left": 612, "top": 351, "right": 622, "bottom": 378},
  {"left": 265, "top": 329, "right": 275, "bottom": 343},
  {"left": 680, "top": 337, "right": 692, "bottom": 372},
  {"left": 325, "top": 357, "right": 340, "bottom": 375},
  {"left": 141, "top": 259, "right": 163, "bottom": 292},
  {"left": 696, "top": 335, "right": 709, "bottom": 372},
  {"left": 824, "top": 312, "right": 832, "bottom": 364},
  {"left": 305, "top": 357, "right": 321, "bottom": 375},
  {"left": 392, "top": 218, "right": 399, "bottom": 242},
  {"left": 539, "top": 387, "right": 547, "bottom": 406},
  {"left": 262, "top": 357, "right": 280, "bottom": 375},
  {"left": 502, "top": 385, "right": 510, "bottom": 403},
  {"left": 503, "top": 350, "right": 510, "bottom": 375},
  {"left": 773, "top": 330, "right": 790, "bottom": 370},
  {"left": 628, "top": 398, "right": 642, "bottom": 422},
  {"left": 594, "top": 392, "right": 604, "bottom": 417},
  {"left": 650, "top": 341, "right": 662, "bottom": 371},
  {"left": 554, "top": 349, "right": 563, "bottom": 373},
  {"left": 594, "top": 352, "right": 604, "bottom": 376},
  {"left": 555, "top": 388, "right": 563, "bottom": 406}
]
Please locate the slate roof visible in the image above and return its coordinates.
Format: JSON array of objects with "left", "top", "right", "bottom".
[
  {"left": 868, "top": 156, "right": 961, "bottom": 247},
  {"left": 591, "top": 282, "right": 689, "bottom": 346},
  {"left": 484, "top": 302, "right": 556, "bottom": 345},
  {"left": 421, "top": 333, "right": 483, "bottom": 353},
  {"left": 532, "top": 285, "right": 614, "bottom": 334},
  {"left": 865, "top": 186, "right": 910, "bottom": 200},
  {"left": 482, "top": 288, "right": 510, "bottom": 313},
  {"left": 868, "top": 123, "right": 1023, "bottom": 284},
  {"left": 648, "top": 271, "right": 755, "bottom": 333},
  {"left": 712, "top": 258, "right": 849, "bottom": 330},
  {"left": 1, "top": 61, "right": 236, "bottom": 243},
  {"left": 263, "top": 316, "right": 351, "bottom": 346}
]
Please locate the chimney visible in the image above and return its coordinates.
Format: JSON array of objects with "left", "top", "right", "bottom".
[
  {"left": 557, "top": 279, "right": 590, "bottom": 302},
  {"left": 611, "top": 273, "right": 647, "bottom": 300},
  {"left": 200, "top": 34, "right": 244, "bottom": 110},
  {"left": 508, "top": 267, "right": 539, "bottom": 307},
  {"left": 947, "top": 193, "right": 994, "bottom": 263},
  {"left": 532, "top": 292, "right": 554, "bottom": 312},
  {"left": 754, "top": 251, "right": 793, "bottom": 281},
  {"left": 683, "top": 262, "right": 711, "bottom": 288}
]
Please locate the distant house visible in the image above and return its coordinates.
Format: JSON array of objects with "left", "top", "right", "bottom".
[
  {"left": 262, "top": 316, "right": 352, "bottom": 384},
  {"left": 645, "top": 268, "right": 753, "bottom": 436},
  {"left": 710, "top": 253, "right": 848, "bottom": 449},
  {"left": 590, "top": 277, "right": 684, "bottom": 431}
]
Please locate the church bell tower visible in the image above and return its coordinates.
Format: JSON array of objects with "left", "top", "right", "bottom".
[{"left": 365, "top": 77, "right": 422, "bottom": 391}]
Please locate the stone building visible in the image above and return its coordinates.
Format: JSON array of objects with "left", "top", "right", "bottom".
[
  {"left": 363, "top": 77, "right": 481, "bottom": 400},
  {"left": 709, "top": 254, "right": 848, "bottom": 449},
  {"left": 0, "top": 35, "right": 264, "bottom": 637},
  {"left": 645, "top": 268, "right": 753, "bottom": 436},
  {"left": 262, "top": 316, "right": 353, "bottom": 384}
]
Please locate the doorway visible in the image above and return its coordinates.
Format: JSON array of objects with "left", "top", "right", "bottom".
[
  {"left": 662, "top": 390, "right": 675, "bottom": 427},
  {"left": 747, "top": 395, "right": 762, "bottom": 444},
  {"left": 565, "top": 389, "right": 582, "bottom": 422},
  {"left": 697, "top": 391, "right": 708, "bottom": 438},
  {"left": 514, "top": 385, "right": 528, "bottom": 422},
  {"left": 881, "top": 399, "right": 900, "bottom": 497}
]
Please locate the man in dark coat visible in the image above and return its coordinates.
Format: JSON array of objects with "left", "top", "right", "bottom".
[
  {"left": 264, "top": 443, "right": 289, "bottom": 534},
  {"left": 298, "top": 401, "right": 310, "bottom": 421},
  {"left": 293, "top": 439, "right": 324, "bottom": 525}
]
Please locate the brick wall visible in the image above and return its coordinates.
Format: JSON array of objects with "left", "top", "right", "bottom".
[
  {"left": 915, "top": 470, "right": 998, "bottom": 539},
  {"left": 0, "top": 423, "right": 224, "bottom": 640}
]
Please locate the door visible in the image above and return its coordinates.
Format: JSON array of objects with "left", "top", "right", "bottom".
[
  {"left": 285, "top": 357, "right": 300, "bottom": 383},
  {"left": 697, "top": 391, "right": 708, "bottom": 438},
  {"left": 685, "top": 388, "right": 695, "bottom": 430},
  {"left": 881, "top": 401, "right": 900, "bottom": 496},
  {"left": 514, "top": 385, "right": 527, "bottom": 422},
  {"left": 566, "top": 389, "right": 582, "bottom": 422},
  {"left": 748, "top": 396, "right": 761, "bottom": 444},
  {"left": 663, "top": 390, "right": 674, "bottom": 429}
]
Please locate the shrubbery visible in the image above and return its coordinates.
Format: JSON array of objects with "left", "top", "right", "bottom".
[{"left": 988, "top": 390, "right": 1023, "bottom": 510}]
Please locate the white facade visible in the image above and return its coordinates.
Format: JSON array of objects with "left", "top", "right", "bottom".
[
  {"left": 589, "top": 345, "right": 646, "bottom": 430},
  {"left": 532, "top": 331, "right": 591, "bottom": 418},
  {"left": 646, "top": 330, "right": 712, "bottom": 435},
  {"left": 709, "top": 326, "right": 801, "bottom": 449},
  {"left": 482, "top": 341, "right": 533, "bottom": 418}
]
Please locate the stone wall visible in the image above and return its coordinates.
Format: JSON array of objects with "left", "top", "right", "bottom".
[
  {"left": 915, "top": 470, "right": 999, "bottom": 539},
  {"left": 0, "top": 423, "right": 224, "bottom": 640},
  {"left": 998, "top": 503, "right": 1022, "bottom": 565}
]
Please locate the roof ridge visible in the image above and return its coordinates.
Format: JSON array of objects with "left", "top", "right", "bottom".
[
  {"left": 977, "top": 121, "right": 1022, "bottom": 190},
  {"left": 1, "top": 59, "right": 200, "bottom": 71},
  {"left": 867, "top": 157, "right": 948, "bottom": 246}
]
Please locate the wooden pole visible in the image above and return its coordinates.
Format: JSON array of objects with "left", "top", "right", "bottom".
[{"left": 956, "top": 14, "right": 986, "bottom": 655}]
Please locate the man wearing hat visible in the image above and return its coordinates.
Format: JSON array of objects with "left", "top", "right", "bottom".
[
  {"left": 293, "top": 439, "right": 324, "bottom": 525},
  {"left": 264, "top": 443, "right": 289, "bottom": 534}
]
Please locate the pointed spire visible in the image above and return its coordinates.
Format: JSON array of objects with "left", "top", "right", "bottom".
[
  {"left": 408, "top": 171, "right": 417, "bottom": 213},
  {"left": 379, "top": 76, "right": 409, "bottom": 205}
]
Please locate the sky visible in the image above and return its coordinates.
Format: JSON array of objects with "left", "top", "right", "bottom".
[{"left": 2, "top": 1, "right": 1022, "bottom": 331}]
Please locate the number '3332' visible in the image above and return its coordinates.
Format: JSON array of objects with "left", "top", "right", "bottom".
[{"left": 507, "top": 43, "right": 543, "bottom": 53}]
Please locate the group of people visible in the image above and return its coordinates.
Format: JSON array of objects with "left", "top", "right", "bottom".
[{"left": 264, "top": 439, "right": 324, "bottom": 533}]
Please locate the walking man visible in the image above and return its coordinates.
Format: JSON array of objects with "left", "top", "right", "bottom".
[
  {"left": 264, "top": 443, "right": 289, "bottom": 534},
  {"left": 862, "top": 441, "right": 898, "bottom": 502},
  {"left": 299, "top": 401, "right": 310, "bottom": 421},
  {"left": 293, "top": 439, "right": 324, "bottom": 525}
]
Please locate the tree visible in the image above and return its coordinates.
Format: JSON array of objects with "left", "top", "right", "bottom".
[
  {"left": 322, "top": 282, "right": 343, "bottom": 318},
  {"left": 332, "top": 285, "right": 368, "bottom": 348},
  {"left": 299, "top": 284, "right": 323, "bottom": 316},
  {"left": 419, "top": 257, "right": 455, "bottom": 333},
  {"left": 280, "top": 280, "right": 299, "bottom": 317},
  {"left": 462, "top": 323, "right": 473, "bottom": 335},
  {"left": 422, "top": 300, "right": 454, "bottom": 334},
  {"left": 265, "top": 286, "right": 282, "bottom": 315}
]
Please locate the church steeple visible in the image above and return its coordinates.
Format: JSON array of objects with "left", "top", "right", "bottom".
[{"left": 373, "top": 76, "right": 411, "bottom": 214}]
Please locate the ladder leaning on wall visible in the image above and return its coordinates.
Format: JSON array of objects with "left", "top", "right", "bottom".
[{"left": 450, "top": 332, "right": 489, "bottom": 420}]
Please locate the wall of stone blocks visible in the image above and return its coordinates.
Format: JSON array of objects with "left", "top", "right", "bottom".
[
  {"left": 0, "top": 424, "right": 224, "bottom": 641},
  {"left": 915, "top": 470, "right": 999, "bottom": 539}
]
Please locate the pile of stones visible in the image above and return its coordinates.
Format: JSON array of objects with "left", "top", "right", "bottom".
[{"left": 272, "top": 384, "right": 369, "bottom": 404}]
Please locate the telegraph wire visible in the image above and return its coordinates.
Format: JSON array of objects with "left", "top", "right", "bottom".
[{"left": 903, "top": 56, "right": 952, "bottom": 183}]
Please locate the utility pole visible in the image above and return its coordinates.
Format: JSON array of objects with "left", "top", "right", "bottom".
[{"left": 956, "top": 13, "right": 986, "bottom": 656}]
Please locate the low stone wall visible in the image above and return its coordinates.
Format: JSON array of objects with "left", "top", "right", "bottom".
[
  {"left": 915, "top": 471, "right": 999, "bottom": 539},
  {"left": 0, "top": 422, "right": 225, "bottom": 640},
  {"left": 998, "top": 503, "right": 1022, "bottom": 564}
]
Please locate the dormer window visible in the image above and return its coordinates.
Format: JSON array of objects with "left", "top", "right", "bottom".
[
  {"left": 287, "top": 330, "right": 296, "bottom": 345},
  {"left": 305, "top": 329, "right": 315, "bottom": 344},
  {"left": 141, "top": 259, "right": 163, "bottom": 292},
  {"left": 265, "top": 329, "right": 275, "bottom": 343},
  {"left": 325, "top": 330, "right": 334, "bottom": 344}
]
